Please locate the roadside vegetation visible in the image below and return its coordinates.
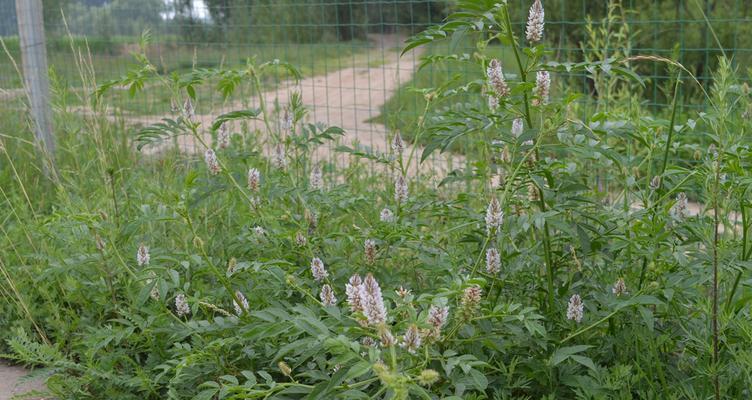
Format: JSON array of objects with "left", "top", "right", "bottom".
[{"left": 1, "top": 0, "right": 752, "bottom": 399}]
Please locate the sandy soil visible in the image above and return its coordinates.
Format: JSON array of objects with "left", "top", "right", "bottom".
[{"left": 0, "top": 361, "right": 48, "bottom": 400}]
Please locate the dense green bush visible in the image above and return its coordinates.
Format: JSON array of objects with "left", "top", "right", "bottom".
[{"left": 2, "top": 0, "right": 752, "bottom": 399}]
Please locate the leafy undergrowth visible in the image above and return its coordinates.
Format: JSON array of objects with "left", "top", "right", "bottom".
[{"left": 2, "top": 1, "right": 752, "bottom": 399}]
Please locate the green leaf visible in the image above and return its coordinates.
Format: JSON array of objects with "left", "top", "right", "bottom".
[
  {"left": 570, "top": 355, "right": 598, "bottom": 372},
  {"left": 335, "top": 145, "right": 392, "bottom": 164},
  {"left": 402, "top": 28, "right": 449, "bottom": 55},
  {"left": 523, "top": 319, "right": 546, "bottom": 337},
  {"left": 259, "top": 59, "right": 303, "bottom": 81},
  {"left": 344, "top": 361, "right": 372, "bottom": 381},
  {"left": 305, "top": 365, "right": 350, "bottom": 399},
  {"left": 191, "top": 388, "right": 218, "bottom": 400},
  {"left": 135, "top": 118, "right": 190, "bottom": 150},
  {"left": 468, "top": 368, "right": 488, "bottom": 390},
  {"left": 628, "top": 295, "right": 663, "bottom": 306},
  {"left": 408, "top": 384, "right": 434, "bottom": 399},
  {"left": 638, "top": 306, "right": 655, "bottom": 331},
  {"left": 211, "top": 109, "right": 262, "bottom": 131},
  {"left": 550, "top": 345, "right": 592, "bottom": 366}
]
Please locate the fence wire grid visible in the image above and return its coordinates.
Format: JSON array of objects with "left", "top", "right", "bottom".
[{"left": 2, "top": 0, "right": 752, "bottom": 171}]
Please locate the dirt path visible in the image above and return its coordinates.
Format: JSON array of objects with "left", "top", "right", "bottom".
[
  {"left": 90, "top": 33, "right": 464, "bottom": 178},
  {"left": 0, "top": 361, "right": 48, "bottom": 400}
]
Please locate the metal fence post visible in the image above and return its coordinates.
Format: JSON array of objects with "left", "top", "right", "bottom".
[{"left": 15, "top": 0, "right": 56, "bottom": 174}]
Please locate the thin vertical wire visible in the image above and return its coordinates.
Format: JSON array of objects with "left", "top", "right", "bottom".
[
  {"left": 335, "top": 0, "right": 345, "bottom": 173},
  {"left": 364, "top": 0, "right": 375, "bottom": 175},
  {"left": 349, "top": 0, "right": 360, "bottom": 172},
  {"left": 321, "top": 0, "right": 332, "bottom": 170}
]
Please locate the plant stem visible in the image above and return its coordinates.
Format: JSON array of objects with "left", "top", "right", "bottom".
[
  {"left": 659, "top": 73, "right": 681, "bottom": 179},
  {"left": 502, "top": 7, "right": 532, "bottom": 127},
  {"left": 108, "top": 169, "right": 120, "bottom": 222},
  {"left": 503, "top": 5, "right": 555, "bottom": 311},
  {"left": 469, "top": 237, "right": 490, "bottom": 278},
  {"left": 183, "top": 210, "right": 248, "bottom": 316},
  {"left": 188, "top": 123, "right": 258, "bottom": 208},
  {"left": 403, "top": 101, "right": 431, "bottom": 176},
  {"left": 250, "top": 67, "right": 276, "bottom": 142},
  {"left": 726, "top": 198, "right": 748, "bottom": 312},
  {"left": 560, "top": 290, "right": 644, "bottom": 344},
  {"left": 711, "top": 156, "right": 720, "bottom": 400},
  {"left": 637, "top": 256, "right": 648, "bottom": 290}
]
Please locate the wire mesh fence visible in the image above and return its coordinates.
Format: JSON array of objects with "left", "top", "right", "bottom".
[{"left": 2, "top": 0, "right": 752, "bottom": 165}]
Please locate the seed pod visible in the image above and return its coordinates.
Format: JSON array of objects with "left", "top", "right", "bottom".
[
  {"left": 418, "top": 369, "right": 440, "bottom": 386},
  {"left": 278, "top": 361, "right": 292, "bottom": 378},
  {"left": 460, "top": 286, "right": 482, "bottom": 319}
]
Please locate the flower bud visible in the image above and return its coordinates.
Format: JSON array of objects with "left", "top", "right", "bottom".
[
  {"left": 278, "top": 361, "right": 292, "bottom": 378},
  {"left": 417, "top": 369, "right": 440, "bottom": 386},
  {"left": 526, "top": 0, "right": 545, "bottom": 43}
]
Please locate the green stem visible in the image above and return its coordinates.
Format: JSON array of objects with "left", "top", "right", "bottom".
[
  {"left": 96, "top": 245, "right": 117, "bottom": 304},
  {"left": 502, "top": 7, "right": 532, "bottom": 127},
  {"left": 108, "top": 169, "right": 120, "bottom": 222},
  {"left": 469, "top": 237, "right": 490, "bottom": 278},
  {"left": 183, "top": 210, "right": 248, "bottom": 316},
  {"left": 659, "top": 73, "right": 682, "bottom": 178},
  {"left": 637, "top": 256, "right": 648, "bottom": 290},
  {"left": 403, "top": 101, "right": 431, "bottom": 176},
  {"left": 711, "top": 154, "right": 721, "bottom": 400},
  {"left": 502, "top": 5, "right": 555, "bottom": 311},
  {"left": 250, "top": 67, "right": 276, "bottom": 142},
  {"left": 560, "top": 290, "right": 645, "bottom": 344},
  {"left": 188, "top": 123, "right": 258, "bottom": 208},
  {"left": 726, "top": 199, "right": 748, "bottom": 312}
]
